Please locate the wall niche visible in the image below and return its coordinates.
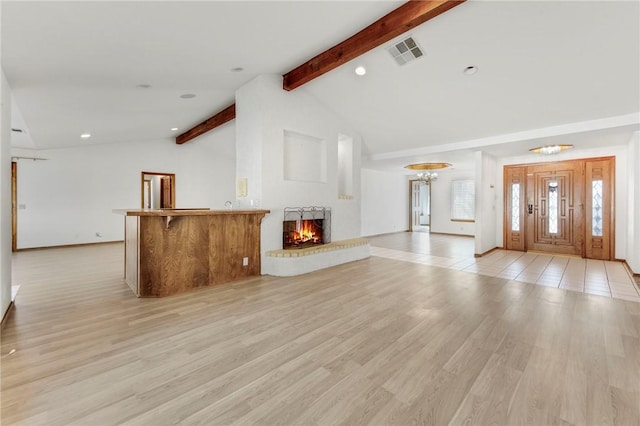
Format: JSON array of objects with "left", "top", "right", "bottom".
[
  {"left": 338, "top": 133, "right": 354, "bottom": 198},
  {"left": 283, "top": 130, "right": 327, "bottom": 183}
]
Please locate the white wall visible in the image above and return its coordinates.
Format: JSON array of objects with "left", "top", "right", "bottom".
[
  {"left": 236, "top": 77, "right": 264, "bottom": 209},
  {"left": 360, "top": 168, "right": 409, "bottom": 236},
  {"left": 430, "top": 170, "right": 476, "bottom": 236},
  {"left": 236, "top": 75, "right": 362, "bottom": 266},
  {"left": 14, "top": 123, "right": 236, "bottom": 249},
  {"left": 495, "top": 145, "right": 629, "bottom": 259},
  {"left": 627, "top": 132, "right": 640, "bottom": 273},
  {"left": 0, "top": 68, "right": 12, "bottom": 320},
  {"left": 474, "top": 151, "right": 498, "bottom": 254}
]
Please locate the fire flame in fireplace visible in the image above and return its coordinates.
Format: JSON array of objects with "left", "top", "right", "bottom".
[
  {"left": 284, "top": 219, "right": 324, "bottom": 248},
  {"left": 294, "top": 220, "right": 320, "bottom": 243}
]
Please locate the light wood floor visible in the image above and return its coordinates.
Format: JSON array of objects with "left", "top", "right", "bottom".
[{"left": 2, "top": 241, "right": 639, "bottom": 425}]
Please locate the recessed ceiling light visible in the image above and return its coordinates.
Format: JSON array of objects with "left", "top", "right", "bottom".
[
  {"left": 171, "top": 127, "right": 179, "bottom": 131},
  {"left": 80, "top": 133, "right": 91, "bottom": 139},
  {"left": 355, "top": 66, "right": 367, "bottom": 76},
  {"left": 463, "top": 65, "right": 478, "bottom": 75},
  {"left": 180, "top": 94, "right": 196, "bottom": 99},
  {"left": 136, "top": 84, "right": 152, "bottom": 89},
  {"left": 230, "top": 67, "right": 244, "bottom": 72}
]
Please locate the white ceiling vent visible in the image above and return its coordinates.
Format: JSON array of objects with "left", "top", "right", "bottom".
[{"left": 387, "top": 36, "right": 424, "bottom": 66}]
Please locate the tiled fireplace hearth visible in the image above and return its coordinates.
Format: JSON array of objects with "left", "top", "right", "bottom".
[
  {"left": 265, "top": 238, "right": 370, "bottom": 277},
  {"left": 263, "top": 206, "right": 369, "bottom": 276}
]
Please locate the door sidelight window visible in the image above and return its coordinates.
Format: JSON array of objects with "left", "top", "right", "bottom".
[
  {"left": 592, "top": 180, "right": 603, "bottom": 237},
  {"left": 511, "top": 183, "right": 520, "bottom": 231},
  {"left": 548, "top": 181, "right": 558, "bottom": 234}
]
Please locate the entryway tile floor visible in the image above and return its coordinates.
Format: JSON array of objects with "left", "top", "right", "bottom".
[{"left": 369, "top": 233, "right": 640, "bottom": 303}]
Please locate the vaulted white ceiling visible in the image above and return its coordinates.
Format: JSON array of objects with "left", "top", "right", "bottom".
[{"left": 3, "top": 1, "right": 639, "bottom": 172}]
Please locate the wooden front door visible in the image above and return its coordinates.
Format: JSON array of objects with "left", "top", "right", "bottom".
[
  {"left": 504, "top": 157, "right": 614, "bottom": 260},
  {"left": 526, "top": 161, "right": 584, "bottom": 256}
]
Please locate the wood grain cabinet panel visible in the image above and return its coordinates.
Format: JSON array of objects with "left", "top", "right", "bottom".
[{"left": 116, "top": 209, "right": 269, "bottom": 297}]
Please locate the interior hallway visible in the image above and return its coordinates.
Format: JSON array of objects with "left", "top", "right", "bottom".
[{"left": 369, "top": 232, "right": 640, "bottom": 303}]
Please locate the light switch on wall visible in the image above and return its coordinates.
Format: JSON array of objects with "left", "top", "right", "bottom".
[
  {"left": 237, "top": 178, "right": 248, "bottom": 197},
  {"left": 18, "top": 204, "right": 26, "bottom": 210}
]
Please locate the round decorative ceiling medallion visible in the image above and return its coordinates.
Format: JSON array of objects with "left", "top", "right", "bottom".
[{"left": 404, "top": 162, "right": 452, "bottom": 170}]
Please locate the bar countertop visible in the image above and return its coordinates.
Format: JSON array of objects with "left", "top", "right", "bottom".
[{"left": 113, "top": 208, "right": 270, "bottom": 217}]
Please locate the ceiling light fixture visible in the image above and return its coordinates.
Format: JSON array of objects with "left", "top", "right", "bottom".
[
  {"left": 80, "top": 133, "right": 91, "bottom": 139},
  {"left": 405, "top": 163, "right": 451, "bottom": 184},
  {"left": 529, "top": 144, "right": 573, "bottom": 155},
  {"left": 355, "top": 65, "right": 367, "bottom": 76},
  {"left": 180, "top": 94, "right": 196, "bottom": 99},
  {"left": 416, "top": 171, "right": 439, "bottom": 183},
  {"left": 463, "top": 65, "right": 478, "bottom": 75},
  {"left": 405, "top": 162, "right": 452, "bottom": 170},
  {"left": 171, "top": 127, "right": 179, "bottom": 131},
  {"left": 230, "top": 67, "right": 244, "bottom": 72}
]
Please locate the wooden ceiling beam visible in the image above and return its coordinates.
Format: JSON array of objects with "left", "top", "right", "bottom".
[
  {"left": 177, "top": 0, "right": 466, "bottom": 144},
  {"left": 176, "top": 104, "right": 236, "bottom": 144},
  {"left": 282, "top": 0, "right": 467, "bottom": 91}
]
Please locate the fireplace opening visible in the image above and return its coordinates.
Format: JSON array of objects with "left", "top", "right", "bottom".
[
  {"left": 283, "top": 207, "right": 331, "bottom": 250},
  {"left": 283, "top": 219, "right": 324, "bottom": 248}
]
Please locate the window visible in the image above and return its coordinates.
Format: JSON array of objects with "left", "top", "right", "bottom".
[
  {"left": 592, "top": 179, "right": 603, "bottom": 236},
  {"left": 548, "top": 181, "right": 558, "bottom": 234},
  {"left": 451, "top": 180, "right": 475, "bottom": 221},
  {"left": 511, "top": 183, "right": 520, "bottom": 231}
]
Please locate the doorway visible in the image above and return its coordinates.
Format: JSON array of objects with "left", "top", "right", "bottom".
[
  {"left": 504, "top": 157, "right": 614, "bottom": 260},
  {"left": 11, "top": 161, "right": 17, "bottom": 251},
  {"left": 409, "top": 180, "right": 431, "bottom": 232},
  {"left": 141, "top": 172, "right": 175, "bottom": 209}
]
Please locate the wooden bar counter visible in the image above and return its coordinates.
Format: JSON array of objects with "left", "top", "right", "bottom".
[{"left": 114, "top": 209, "right": 269, "bottom": 297}]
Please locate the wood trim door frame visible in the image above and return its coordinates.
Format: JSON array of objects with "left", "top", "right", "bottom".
[
  {"left": 409, "top": 180, "right": 415, "bottom": 232},
  {"left": 503, "top": 156, "right": 615, "bottom": 260},
  {"left": 141, "top": 171, "right": 176, "bottom": 209},
  {"left": 409, "top": 179, "right": 431, "bottom": 232},
  {"left": 11, "top": 161, "right": 17, "bottom": 252},
  {"left": 503, "top": 165, "right": 526, "bottom": 251},
  {"left": 584, "top": 158, "right": 615, "bottom": 260}
]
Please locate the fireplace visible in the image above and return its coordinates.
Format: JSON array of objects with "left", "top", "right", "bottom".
[{"left": 283, "top": 207, "right": 331, "bottom": 249}]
